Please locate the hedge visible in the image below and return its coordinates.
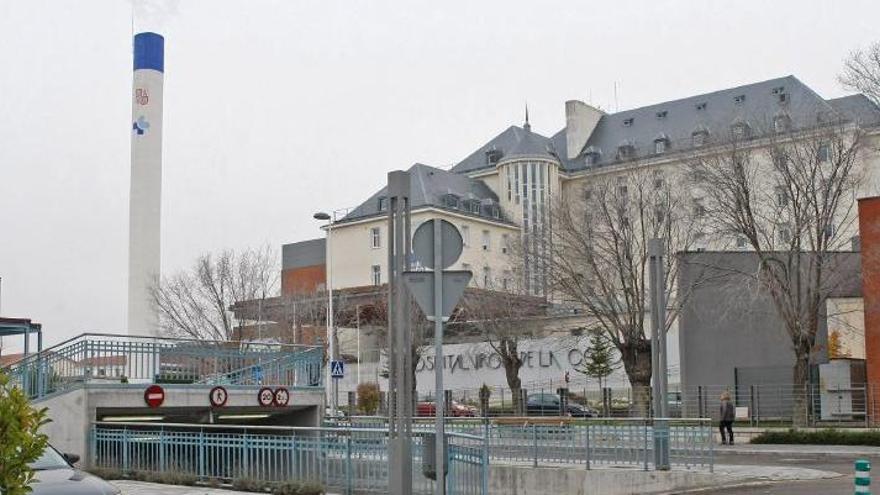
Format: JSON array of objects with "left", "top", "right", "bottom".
[{"left": 751, "top": 428, "right": 880, "bottom": 446}]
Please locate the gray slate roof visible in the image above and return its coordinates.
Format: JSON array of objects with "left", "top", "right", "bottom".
[
  {"left": 452, "top": 126, "right": 556, "bottom": 174},
  {"left": 339, "top": 163, "right": 508, "bottom": 224},
  {"left": 453, "top": 76, "right": 879, "bottom": 175},
  {"left": 827, "top": 94, "right": 880, "bottom": 127},
  {"left": 282, "top": 238, "right": 325, "bottom": 270}
]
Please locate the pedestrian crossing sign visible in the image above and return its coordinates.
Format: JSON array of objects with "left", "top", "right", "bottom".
[{"left": 330, "top": 360, "right": 344, "bottom": 379}]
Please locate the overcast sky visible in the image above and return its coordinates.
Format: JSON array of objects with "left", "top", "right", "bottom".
[{"left": 1, "top": 0, "right": 878, "bottom": 350}]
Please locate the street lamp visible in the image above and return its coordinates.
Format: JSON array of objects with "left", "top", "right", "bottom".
[{"left": 314, "top": 211, "right": 337, "bottom": 418}]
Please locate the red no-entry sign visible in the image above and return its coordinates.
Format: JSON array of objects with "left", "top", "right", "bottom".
[{"left": 144, "top": 385, "right": 165, "bottom": 408}]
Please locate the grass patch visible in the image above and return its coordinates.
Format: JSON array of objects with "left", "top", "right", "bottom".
[{"left": 751, "top": 428, "right": 880, "bottom": 446}]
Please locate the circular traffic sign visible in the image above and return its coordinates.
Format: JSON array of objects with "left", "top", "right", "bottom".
[
  {"left": 144, "top": 385, "right": 165, "bottom": 408},
  {"left": 411, "top": 219, "right": 463, "bottom": 270},
  {"left": 257, "top": 387, "right": 275, "bottom": 407},
  {"left": 274, "top": 387, "right": 290, "bottom": 407},
  {"left": 209, "top": 386, "right": 228, "bottom": 408}
]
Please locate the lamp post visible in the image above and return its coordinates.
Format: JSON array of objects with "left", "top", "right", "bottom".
[{"left": 314, "top": 211, "right": 337, "bottom": 418}]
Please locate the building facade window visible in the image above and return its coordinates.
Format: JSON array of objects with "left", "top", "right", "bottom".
[
  {"left": 654, "top": 139, "right": 666, "bottom": 154},
  {"left": 481, "top": 230, "right": 491, "bottom": 251},
  {"left": 370, "top": 265, "right": 381, "bottom": 286},
  {"left": 693, "top": 198, "right": 706, "bottom": 218},
  {"left": 777, "top": 223, "right": 792, "bottom": 244},
  {"left": 482, "top": 266, "right": 492, "bottom": 288},
  {"left": 370, "top": 227, "right": 381, "bottom": 248},
  {"left": 775, "top": 186, "right": 789, "bottom": 207},
  {"left": 731, "top": 122, "right": 750, "bottom": 140},
  {"left": 818, "top": 143, "right": 831, "bottom": 162},
  {"left": 774, "top": 114, "right": 791, "bottom": 133},
  {"left": 501, "top": 233, "right": 509, "bottom": 254},
  {"left": 461, "top": 225, "right": 470, "bottom": 247}
]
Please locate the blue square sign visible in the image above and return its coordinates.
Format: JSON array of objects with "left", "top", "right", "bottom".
[{"left": 330, "top": 360, "right": 344, "bottom": 379}]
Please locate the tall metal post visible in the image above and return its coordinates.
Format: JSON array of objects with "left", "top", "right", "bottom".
[
  {"left": 648, "top": 238, "right": 670, "bottom": 470},
  {"left": 387, "top": 171, "right": 413, "bottom": 495},
  {"left": 433, "top": 219, "right": 446, "bottom": 495},
  {"left": 327, "top": 219, "right": 337, "bottom": 418}
]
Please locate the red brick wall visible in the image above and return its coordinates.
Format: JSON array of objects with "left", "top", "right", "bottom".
[
  {"left": 281, "top": 265, "right": 326, "bottom": 295},
  {"left": 859, "top": 197, "right": 880, "bottom": 423}
]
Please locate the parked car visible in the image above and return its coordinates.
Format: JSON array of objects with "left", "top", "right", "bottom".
[
  {"left": 526, "top": 392, "right": 598, "bottom": 417},
  {"left": 417, "top": 400, "right": 477, "bottom": 417},
  {"left": 29, "top": 444, "right": 120, "bottom": 494}
]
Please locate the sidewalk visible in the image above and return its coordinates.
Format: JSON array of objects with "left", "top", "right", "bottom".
[
  {"left": 113, "top": 481, "right": 340, "bottom": 495},
  {"left": 719, "top": 443, "right": 880, "bottom": 457}
]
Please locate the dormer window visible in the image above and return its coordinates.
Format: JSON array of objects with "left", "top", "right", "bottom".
[
  {"left": 468, "top": 200, "right": 481, "bottom": 214},
  {"left": 485, "top": 148, "right": 503, "bottom": 165},
  {"left": 773, "top": 113, "right": 792, "bottom": 133},
  {"left": 656, "top": 110, "right": 668, "bottom": 119},
  {"left": 654, "top": 134, "right": 670, "bottom": 154},
  {"left": 377, "top": 196, "right": 386, "bottom": 211},
  {"left": 692, "top": 128, "right": 710, "bottom": 147},
  {"left": 617, "top": 142, "right": 635, "bottom": 160},
  {"left": 443, "top": 194, "right": 460, "bottom": 209},
  {"left": 623, "top": 118, "right": 634, "bottom": 127},
  {"left": 734, "top": 94, "right": 746, "bottom": 105},
  {"left": 696, "top": 102, "right": 707, "bottom": 111},
  {"left": 731, "top": 121, "right": 751, "bottom": 140},
  {"left": 583, "top": 146, "right": 601, "bottom": 166}
]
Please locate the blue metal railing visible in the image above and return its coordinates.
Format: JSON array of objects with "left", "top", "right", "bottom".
[
  {"left": 334, "top": 416, "right": 714, "bottom": 471},
  {"left": 2, "top": 333, "right": 324, "bottom": 400},
  {"left": 91, "top": 422, "right": 488, "bottom": 495}
]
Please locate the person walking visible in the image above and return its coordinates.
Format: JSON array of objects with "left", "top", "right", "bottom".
[{"left": 719, "top": 391, "right": 735, "bottom": 445}]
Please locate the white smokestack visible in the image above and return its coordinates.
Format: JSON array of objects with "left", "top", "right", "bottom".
[{"left": 128, "top": 32, "right": 164, "bottom": 336}]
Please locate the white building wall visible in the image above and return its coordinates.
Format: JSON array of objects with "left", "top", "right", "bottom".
[{"left": 328, "top": 209, "right": 518, "bottom": 290}]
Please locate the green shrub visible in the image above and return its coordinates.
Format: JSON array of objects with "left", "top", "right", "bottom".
[
  {"left": 85, "top": 467, "right": 124, "bottom": 480},
  {"left": 272, "top": 480, "right": 325, "bottom": 495},
  {"left": 751, "top": 428, "right": 880, "bottom": 446},
  {"left": 357, "top": 382, "right": 380, "bottom": 415},
  {"left": 233, "top": 477, "right": 270, "bottom": 492},
  {"left": 155, "top": 471, "right": 198, "bottom": 486},
  {"left": 0, "top": 371, "right": 50, "bottom": 495}
]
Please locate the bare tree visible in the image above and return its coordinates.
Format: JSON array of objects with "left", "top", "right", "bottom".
[
  {"left": 544, "top": 169, "right": 701, "bottom": 415},
  {"left": 460, "top": 285, "right": 547, "bottom": 415},
  {"left": 688, "top": 118, "right": 865, "bottom": 426},
  {"left": 840, "top": 41, "right": 880, "bottom": 105},
  {"left": 150, "top": 245, "right": 279, "bottom": 341}
]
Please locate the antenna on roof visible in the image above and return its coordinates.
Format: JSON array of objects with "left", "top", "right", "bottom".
[
  {"left": 524, "top": 102, "right": 531, "bottom": 132},
  {"left": 613, "top": 82, "right": 619, "bottom": 112}
]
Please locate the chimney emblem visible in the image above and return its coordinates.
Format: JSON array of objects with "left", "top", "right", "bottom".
[{"left": 132, "top": 116, "right": 151, "bottom": 135}]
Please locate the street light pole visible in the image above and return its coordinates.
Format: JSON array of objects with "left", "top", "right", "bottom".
[{"left": 315, "top": 211, "right": 337, "bottom": 418}]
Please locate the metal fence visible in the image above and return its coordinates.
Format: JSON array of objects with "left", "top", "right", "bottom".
[
  {"left": 334, "top": 417, "right": 714, "bottom": 471},
  {"left": 412, "top": 380, "right": 880, "bottom": 427},
  {"left": 91, "top": 422, "right": 487, "bottom": 495},
  {"left": 3, "top": 333, "right": 324, "bottom": 400}
]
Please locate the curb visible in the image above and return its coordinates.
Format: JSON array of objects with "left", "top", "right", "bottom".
[{"left": 719, "top": 447, "right": 880, "bottom": 459}]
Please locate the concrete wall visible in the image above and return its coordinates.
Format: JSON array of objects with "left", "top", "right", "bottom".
[
  {"left": 37, "top": 384, "right": 325, "bottom": 466},
  {"left": 488, "top": 464, "right": 719, "bottom": 495},
  {"left": 39, "top": 388, "right": 89, "bottom": 463},
  {"left": 677, "top": 252, "right": 861, "bottom": 396}
]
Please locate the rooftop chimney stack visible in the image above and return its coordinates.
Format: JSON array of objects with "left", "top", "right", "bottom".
[
  {"left": 565, "top": 100, "right": 604, "bottom": 160},
  {"left": 128, "top": 32, "right": 165, "bottom": 336}
]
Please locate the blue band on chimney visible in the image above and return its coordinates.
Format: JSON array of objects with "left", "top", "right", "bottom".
[{"left": 134, "top": 32, "right": 164, "bottom": 73}]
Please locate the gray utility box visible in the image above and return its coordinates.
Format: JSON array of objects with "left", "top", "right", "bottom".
[
  {"left": 819, "top": 358, "right": 867, "bottom": 421},
  {"left": 421, "top": 432, "right": 448, "bottom": 481}
]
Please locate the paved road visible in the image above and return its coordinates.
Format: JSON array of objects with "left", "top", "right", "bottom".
[{"left": 710, "top": 448, "right": 878, "bottom": 494}]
